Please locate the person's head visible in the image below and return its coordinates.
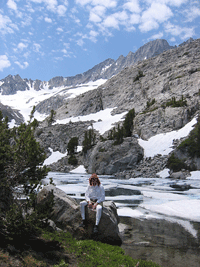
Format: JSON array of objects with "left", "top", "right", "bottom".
[{"left": 89, "top": 173, "right": 101, "bottom": 186}]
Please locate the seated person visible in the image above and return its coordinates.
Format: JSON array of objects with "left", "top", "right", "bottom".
[{"left": 80, "top": 173, "right": 105, "bottom": 233}]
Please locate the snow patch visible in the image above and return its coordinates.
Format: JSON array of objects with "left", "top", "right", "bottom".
[
  {"left": 43, "top": 148, "right": 67, "bottom": 166},
  {"left": 54, "top": 108, "right": 127, "bottom": 135},
  {"left": 138, "top": 117, "right": 197, "bottom": 157},
  {"left": 70, "top": 165, "right": 87, "bottom": 174}
]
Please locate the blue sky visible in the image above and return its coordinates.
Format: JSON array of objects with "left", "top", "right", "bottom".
[{"left": 0, "top": 0, "right": 200, "bottom": 81}]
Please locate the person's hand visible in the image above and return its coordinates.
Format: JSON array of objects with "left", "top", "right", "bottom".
[
  {"left": 93, "top": 203, "right": 98, "bottom": 210},
  {"left": 88, "top": 201, "right": 93, "bottom": 209}
]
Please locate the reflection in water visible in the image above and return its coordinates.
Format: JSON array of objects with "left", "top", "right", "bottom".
[{"left": 120, "top": 217, "right": 200, "bottom": 267}]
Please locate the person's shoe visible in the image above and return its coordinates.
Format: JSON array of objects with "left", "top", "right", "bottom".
[
  {"left": 93, "top": 225, "right": 98, "bottom": 234},
  {"left": 79, "top": 220, "right": 86, "bottom": 228}
]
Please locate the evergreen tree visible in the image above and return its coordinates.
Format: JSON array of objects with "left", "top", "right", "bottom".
[
  {"left": 113, "top": 124, "right": 124, "bottom": 145},
  {"left": 48, "top": 109, "right": 56, "bottom": 126},
  {"left": 82, "top": 127, "right": 96, "bottom": 153},
  {"left": 178, "top": 116, "right": 200, "bottom": 157},
  {"left": 11, "top": 121, "right": 48, "bottom": 202},
  {"left": 0, "top": 109, "right": 51, "bottom": 240},
  {"left": 67, "top": 137, "right": 79, "bottom": 166},
  {"left": 123, "top": 108, "right": 135, "bottom": 137},
  {"left": 0, "top": 111, "right": 13, "bottom": 212},
  {"left": 67, "top": 137, "right": 78, "bottom": 155}
]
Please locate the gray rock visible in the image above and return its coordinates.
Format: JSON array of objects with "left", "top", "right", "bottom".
[
  {"left": 83, "top": 137, "right": 144, "bottom": 175},
  {"left": 170, "top": 171, "right": 186, "bottom": 179},
  {"left": 37, "top": 185, "right": 122, "bottom": 245}
]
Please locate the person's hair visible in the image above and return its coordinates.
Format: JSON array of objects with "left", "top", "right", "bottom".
[{"left": 89, "top": 173, "right": 101, "bottom": 186}]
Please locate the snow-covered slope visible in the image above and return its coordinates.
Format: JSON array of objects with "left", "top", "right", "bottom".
[{"left": 0, "top": 78, "right": 107, "bottom": 126}]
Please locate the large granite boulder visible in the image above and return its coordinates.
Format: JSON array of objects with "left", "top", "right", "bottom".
[
  {"left": 37, "top": 185, "right": 122, "bottom": 245},
  {"left": 84, "top": 137, "right": 144, "bottom": 175}
]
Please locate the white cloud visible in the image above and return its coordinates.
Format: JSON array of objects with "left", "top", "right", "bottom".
[
  {"left": 165, "top": 22, "right": 195, "bottom": 39},
  {"left": 62, "top": 0, "right": 68, "bottom": 5},
  {"left": 62, "top": 49, "right": 67, "bottom": 54},
  {"left": 44, "top": 17, "right": 52, "bottom": 23},
  {"left": 139, "top": 2, "right": 173, "bottom": 32},
  {"left": 123, "top": 0, "right": 141, "bottom": 13},
  {"left": 0, "top": 55, "right": 11, "bottom": 71},
  {"left": 64, "top": 43, "right": 70, "bottom": 49},
  {"left": 7, "top": 0, "right": 17, "bottom": 11},
  {"left": 57, "top": 5, "right": 67, "bottom": 16},
  {"left": 77, "top": 39, "right": 84, "bottom": 46},
  {"left": 92, "top": 5, "right": 106, "bottom": 16},
  {"left": 102, "top": 11, "right": 129, "bottom": 30},
  {"left": 165, "top": 0, "right": 188, "bottom": 7},
  {"left": 15, "top": 61, "right": 29, "bottom": 69},
  {"left": 185, "top": 6, "right": 200, "bottom": 22},
  {"left": 0, "top": 14, "right": 18, "bottom": 34},
  {"left": 139, "top": 19, "right": 159, "bottom": 32},
  {"left": 45, "top": 0, "right": 58, "bottom": 12},
  {"left": 149, "top": 31, "right": 164, "bottom": 40},
  {"left": 75, "top": 0, "right": 91, "bottom": 5},
  {"left": 130, "top": 13, "right": 140, "bottom": 24},
  {"left": 170, "top": 37, "right": 176, "bottom": 42},
  {"left": 89, "top": 5, "right": 106, "bottom": 23},
  {"left": 144, "top": 0, "right": 188, "bottom": 6},
  {"left": 76, "top": 0, "right": 117, "bottom": 8},
  {"left": 89, "top": 30, "right": 99, "bottom": 42},
  {"left": 23, "top": 51, "right": 30, "bottom": 59},
  {"left": 17, "top": 42, "right": 28, "bottom": 50},
  {"left": 30, "top": 0, "right": 68, "bottom": 15},
  {"left": 33, "top": 43, "right": 41, "bottom": 53},
  {"left": 103, "top": 15, "right": 119, "bottom": 29},
  {"left": 57, "top": 27, "right": 64, "bottom": 32},
  {"left": 21, "top": 14, "right": 32, "bottom": 27},
  {"left": 89, "top": 13, "right": 102, "bottom": 23}
]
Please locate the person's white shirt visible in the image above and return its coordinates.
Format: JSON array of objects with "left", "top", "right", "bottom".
[{"left": 85, "top": 184, "right": 105, "bottom": 204}]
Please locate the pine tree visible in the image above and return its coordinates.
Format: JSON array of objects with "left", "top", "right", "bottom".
[
  {"left": 11, "top": 121, "right": 48, "bottom": 203},
  {"left": 0, "top": 111, "right": 13, "bottom": 212},
  {"left": 113, "top": 124, "right": 124, "bottom": 145},
  {"left": 0, "top": 109, "right": 51, "bottom": 240},
  {"left": 123, "top": 108, "right": 135, "bottom": 137},
  {"left": 67, "top": 137, "right": 79, "bottom": 166},
  {"left": 82, "top": 127, "right": 96, "bottom": 153},
  {"left": 67, "top": 137, "right": 78, "bottom": 155}
]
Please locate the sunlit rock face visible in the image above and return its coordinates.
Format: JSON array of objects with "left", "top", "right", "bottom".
[{"left": 84, "top": 137, "right": 144, "bottom": 175}]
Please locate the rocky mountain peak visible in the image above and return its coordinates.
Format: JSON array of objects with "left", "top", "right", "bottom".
[
  {"left": 0, "top": 38, "right": 175, "bottom": 95},
  {"left": 1, "top": 74, "right": 29, "bottom": 95}
]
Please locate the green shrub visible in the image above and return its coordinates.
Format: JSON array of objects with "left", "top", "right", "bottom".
[
  {"left": 68, "top": 155, "right": 78, "bottom": 165},
  {"left": 67, "top": 137, "right": 78, "bottom": 155},
  {"left": 146, "top": 99, "right": 156, "bottom": 109},
  {"left": 134, "top": 70, "right": 145, "bottom": 82},
  {"left": 113, "top": 125, "right": 124, "bottom": 145},
  {"left": 165, "top": 96, "right": 187, "bottom": 108},
  {"left": 100, "top": 135, "right": 107, "bottom": 142},
  {"left": 82, "top": 128, "right": 96, "bottom": 153},
  {"left": 178, "top": 116, "right": 200, "bottom": 157},
  {"left": 123, "top": 108, "right": 135, "bottom": 137},
  {"left": 99, "top": 148, "right": 106, "bottom": 152},
  {"left": 167, "top": 153, "right": 187, "bottom": 172}
]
